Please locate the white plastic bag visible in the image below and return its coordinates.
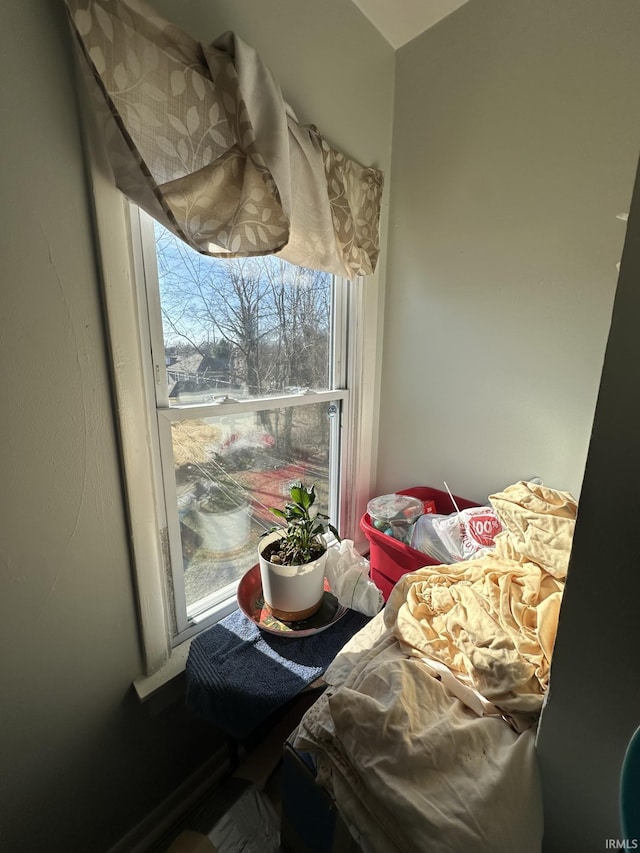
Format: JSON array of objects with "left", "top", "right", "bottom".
[
  {"left": 410, "top": 514, "right": 455, "bottom": 563},
  {"left": 410, "top": 506, "right": 502, "bottom": 563},
  {"left": 325, "top": 540, "right": 384, "bottom": 616}
]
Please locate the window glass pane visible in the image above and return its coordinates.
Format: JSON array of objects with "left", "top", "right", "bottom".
[
  {"left": 172, "top": 403, "right": 334, "bottom": 613},
  {"left": 155, "top": 223, "right": 332, "bottom": 405}
]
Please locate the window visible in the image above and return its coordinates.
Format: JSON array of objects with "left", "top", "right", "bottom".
[
  {"left": 82, "top": 101, "right": 381, "bottom": 683},
  {"left": 131, "top": 208, "right": 350, "bottom": 644}
]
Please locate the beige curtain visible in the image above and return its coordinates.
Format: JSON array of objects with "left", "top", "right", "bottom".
[{"left": 64, "top": 0, "right": 383, "bottom": 279}]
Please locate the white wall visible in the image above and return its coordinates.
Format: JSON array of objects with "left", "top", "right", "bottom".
[
  {"left": 536, "top": 156, "right": 640, "bottom": 849},
  {"left": 379, "top": 0, "right": 640, "bottom": 502},
  {"left": 538, "top": 156, "right": 640, "bottom": 853},
  {"left": 0, "top": 1, "right": 393, "bottom": 850},
  {"left": 382, "top": 3, "right": 640, "bottom": 846}
]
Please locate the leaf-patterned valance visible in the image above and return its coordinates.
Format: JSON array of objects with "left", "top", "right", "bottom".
[{"left": 64, "top": 0, "right": 383, "bottom": 278}]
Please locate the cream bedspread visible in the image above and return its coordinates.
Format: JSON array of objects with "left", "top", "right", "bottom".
[{"left": 294, "top": 481, "right": 577, "bottom": 853}]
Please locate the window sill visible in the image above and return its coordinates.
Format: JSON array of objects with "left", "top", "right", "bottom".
[{"left": 133, "top": 638, "right": 193, "bottom": 704}]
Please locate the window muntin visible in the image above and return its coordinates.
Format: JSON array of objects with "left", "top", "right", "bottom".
[{"left": 136, "top": 211, "right": 348, "bottom": 641}]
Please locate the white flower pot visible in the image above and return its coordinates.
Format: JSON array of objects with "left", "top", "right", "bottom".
[{"left": 258, "top": 531, "right": 327, "bottom": 621}]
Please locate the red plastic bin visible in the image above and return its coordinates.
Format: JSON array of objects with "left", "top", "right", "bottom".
[{"left": 361, "top": 486, "right": 480, "bottom": 601}]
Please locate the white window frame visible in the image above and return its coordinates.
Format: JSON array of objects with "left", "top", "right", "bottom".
[
  {"left": 84, "top": 120, "right": 382, "bottom": 685},
  {"left": 133, "top": 206, "right": 351, "bottom": 643}
]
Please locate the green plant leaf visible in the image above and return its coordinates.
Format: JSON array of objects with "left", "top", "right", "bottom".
[
  {"left": 265, "top": 481, "right": 338, "bottom": 564},
  {"left": 289, "top": 484, "right": 305, "bottom": 506},
  {"left": 327, "top": 523, "right": 341, "bottom": 541},
  {"left": 284, "top": 503, "right": 305, "bottom": 518}
]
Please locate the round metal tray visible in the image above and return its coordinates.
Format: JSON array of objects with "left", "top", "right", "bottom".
[{"left": 237, "top": 564, "right": 347, "bottom": 637}]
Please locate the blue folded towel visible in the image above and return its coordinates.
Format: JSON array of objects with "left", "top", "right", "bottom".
[{"left": 185, "top": 607, "right": 369, "bottom": 739}]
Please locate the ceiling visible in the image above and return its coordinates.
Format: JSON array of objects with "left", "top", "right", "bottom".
[{"left": 350, "top": 0, "right": 471, "bottom": 48}]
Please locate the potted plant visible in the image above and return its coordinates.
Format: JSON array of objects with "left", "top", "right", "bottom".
[{"left": 259, "top": 482, "right": 340, "bottom": 621}]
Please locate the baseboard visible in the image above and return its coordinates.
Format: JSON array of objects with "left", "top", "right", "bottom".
[{"left": 108, "top": 744, "right": 231, "bottom": 853}]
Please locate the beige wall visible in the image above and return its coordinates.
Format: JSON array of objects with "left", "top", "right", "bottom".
[
  {"left": 0, "top": 1, "right": 393, "bottom": 850},
  {"left": 380, "top": 0, "right": 640, "bottom": 501}
]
